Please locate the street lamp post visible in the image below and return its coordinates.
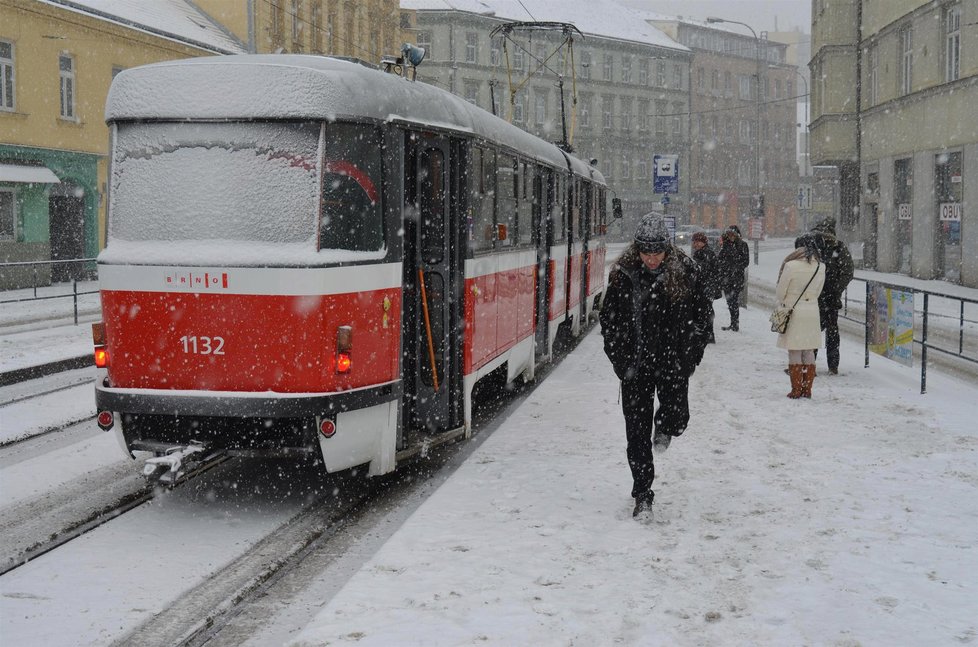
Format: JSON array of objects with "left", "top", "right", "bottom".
[{"left": 707, "top": 16, "right": 762, "bottom": 265}]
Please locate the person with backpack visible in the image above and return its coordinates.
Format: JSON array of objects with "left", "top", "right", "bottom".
[
  {"left": 799, "top": 218, "right": 854, "bottom": 375},
  {"left": 691, "top": 231, "right": 721, "bottom": 343}
]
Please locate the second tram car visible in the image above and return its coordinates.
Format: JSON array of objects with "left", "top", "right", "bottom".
[{"left": 93, "top": 55, "right": 610, "bottom": 478}]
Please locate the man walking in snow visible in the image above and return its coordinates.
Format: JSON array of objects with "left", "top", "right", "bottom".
[{"left": 599, "top": 214, "right": 711, "bottom": 519}]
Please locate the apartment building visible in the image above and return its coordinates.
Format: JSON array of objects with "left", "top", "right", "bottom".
[
  {"left": 810, "top": 0, "right": 977, "bottom": 286},
  {"left": 400, "top": 0, "right": 692, "bottom": 233},
  {"left": 651, "top": 16, "right": 800, "bottom": 236}
]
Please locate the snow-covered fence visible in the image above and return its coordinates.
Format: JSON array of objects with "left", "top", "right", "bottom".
[{"left": 0, "top": 258, "right": 99, "bottom": 327}]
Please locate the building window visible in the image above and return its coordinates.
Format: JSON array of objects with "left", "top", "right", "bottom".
[
  {"left": 711, "top": 69, "right": 719, "bottom": 93},
  {"left": 513, "top": 48, "right": 525, "bottom": 73},
  {"left": 580, "top": 51, "right": 591, "bottom": 80},
  {"left": 621, "top": 157, "right": 630, "bottom": 179},
  {"left": 637, "top": 158, "right": 648, "bottom": 179},
  {"left": 656, "top": 61, "right": 666, "bottom": 87},
  {"left": 867, "top": 43, "right": 878, "bottom": 106},
  {"left": 655, "top": 100, "right": 666, "bottom": 135},
  {"left": 311, "top": 4, "right": 322, "bottom": 52},
  {"left": 602, "top": 54, "right": 613, "bottom": 81},
  {"left": 622, "top": 56, "right": 632, "bottom": 83},
  {"left": 696, "top": 67, "right": 704, "bottom": 90},
  {"left": 271, "top": 0, "right": 283, "bottom": 46},
  {"left": 945, "top": 5, "right": 961, "bottom": 82},
  {"left": 513, "top": 91, "right": 525, "bottom": 124},
  {"left": 535, "top": 92, "right": 546, "bottom": 125},
  {"left": 59, "top": 53, "right": 75, "bottom": 119},
  {"left": 464, "top": 82, "right": 479, "bottom": 105},
  {"left": 673, "top": 64, "right": 682, "bottom": 89},
  {"left": 466, "top": 33, "right": 478, "bottom": 63},
  {"left": 490, "top": 38, "right": 501, "bottom": 66},
  {"left": 417, "top": 31, "right": 432, "bottom": 59},
  {"left": 291, "top": 0, "right": 302, "bottom": 45},
  {"left": 723, "top": 70, "right": 731, "bottom": 95},
  {"left": 900, "top": 26, "right": 913, "bottom": 95},
  {"left": 0, "top": 40, "right": 13, "bottom": 111},
  {"left": 775, "top": 79, "right": 782, "bottom": 99},
  {"left": 621, "top": 98, "right": 632, "bottom": 131},
  {"left": 672, "top": 103, "right": 683, "bottom": 136},
  {"left": 739, "top": 75, "right": 751, "bottom": 100},
  {"left": 639, "top": 59, "right": 649, "bottom": 85},
  {"left": 638, "top": 99, "right": 649, "bottom": 131},
  {"left": 579, "top": 96, "right": 590, "bottom": 127},
  {"left": 0, "top": 189, "right": 14, "bottom": 240},
  {"left": 602, "top": 96, "right": 613, "bottom": 129}
]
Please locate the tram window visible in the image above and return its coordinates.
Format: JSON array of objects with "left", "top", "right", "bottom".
[
  {"left": 517, "top": 164, "right": 534, "bottom": 245},
  {"left": 320, "top": 123, "right": 385, "bottom": 252},
  {"left": 496, "top": 153, "right": 517, "bottom": 247},
  {"left": 420, "top": 147, "right": 445, "bottom": 264},
  {"left": 471, "top": 145, "right": 495, "bottom": 252},
  {"left": 552, "top": 174, "right": 566, "bottom": 243}
]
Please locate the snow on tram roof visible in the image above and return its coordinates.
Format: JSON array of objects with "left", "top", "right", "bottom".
[{"left": 105, "top": 54, "right": 593, "bottom": 174}]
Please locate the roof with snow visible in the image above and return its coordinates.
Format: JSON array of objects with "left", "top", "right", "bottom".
[
  {"left": 39, "top": 0, "right": 246, "bottom": 54},
  {"left": 401, "top": 0, "right": 688, "bottom": 51}
]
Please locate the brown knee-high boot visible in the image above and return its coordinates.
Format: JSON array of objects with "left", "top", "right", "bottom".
[
  {"left": 801, "top": 364, "right": 816, "bottom": 398},
  {"left": 787, "top": 365, "right": 804, "bottom": 399}
]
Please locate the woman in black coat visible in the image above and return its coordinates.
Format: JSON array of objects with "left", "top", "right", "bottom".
[
  {"left": 599, "top": 214, "right": 711, "bottom": 518},
  {"left": 716, "top": 225, "right": 750, "bottom": 331}
]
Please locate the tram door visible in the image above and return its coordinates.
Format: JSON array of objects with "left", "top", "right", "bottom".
[
  {"left": 534, "top": 167, "right": 552, "bottom": 357},
  {"left": 403, "top": 133, "right": 462, "bottom": 433}
]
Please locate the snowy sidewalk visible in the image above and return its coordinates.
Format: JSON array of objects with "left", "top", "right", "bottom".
[{"left": 288, "top": 305, "right": 978, "bottom": 646}]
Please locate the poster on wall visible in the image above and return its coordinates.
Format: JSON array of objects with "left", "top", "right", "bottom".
[{"left": 867, "top": 282, "right": 914, "bottom": 367}]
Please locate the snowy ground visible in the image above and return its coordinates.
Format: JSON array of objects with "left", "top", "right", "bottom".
[
  {"left": 1, "top": 241, "right": 976, "bottom": 645},
  {"left": 285, "top": 306, "right": 977, "bottom": 647}
]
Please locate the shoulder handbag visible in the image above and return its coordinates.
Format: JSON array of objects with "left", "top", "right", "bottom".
[{"left": 770, "top": 263, "right": 820, "bottom": 333}]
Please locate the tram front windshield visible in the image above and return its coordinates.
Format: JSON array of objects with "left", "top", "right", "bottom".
[
  {"left": 109, "top": 122, "right": 388, "bottom": 261},
  {"left": 110, "top": 121, "right": 322, "bottom": 249}
]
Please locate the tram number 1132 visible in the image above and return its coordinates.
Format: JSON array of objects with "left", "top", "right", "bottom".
[{"left": 180, "top": 335, "right": 226, "bottom": 355}]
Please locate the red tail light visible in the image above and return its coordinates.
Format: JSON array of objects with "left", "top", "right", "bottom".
[
  {"left": 94, "top": 347, "right": 109, "bottom": 368},
  {"left": 336, "top": 325, "right": 352, "bottom": 373},
  {"left": 319, "top": 419, "right": 336, "bottom": 438},
  {"left": 96, "top": 410, "right": 114, "bottom": 430}
]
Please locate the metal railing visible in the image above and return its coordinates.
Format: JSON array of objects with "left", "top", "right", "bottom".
[
  {"left": 0, "top": 258, "right": 99, "bottom": 326},
  {"left": 841, "top": 277, "right": 978, "bottom": 394}
]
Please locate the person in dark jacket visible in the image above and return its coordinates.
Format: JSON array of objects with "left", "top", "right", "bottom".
[
  {"left": 599, "top": 214, "right": 711, "bottom": 519},
  {"left": 691, "top": 231, "right": 721, "bottom": 343},
  {"left": 717, "top": 225, "right": 750, "bottom": 331},
  {"left": 796, "top": 217, "right": 854, "bottom": 374}
]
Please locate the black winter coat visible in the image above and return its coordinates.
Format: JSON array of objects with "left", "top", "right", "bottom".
[
  {"left": 600, "top": 245, "right": 711, "bottom": 382},
  {"left": 717, "top": 236, "right": 750, "bottom": 292},
  {"left": 692, "top": 245, "right": 722, "bottom": 300},
  {"left": 813, "top": 232, "right": 854, "bottom": 312}
]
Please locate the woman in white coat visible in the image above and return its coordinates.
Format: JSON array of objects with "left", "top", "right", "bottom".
[{"left": 776, "top": 236, "right": 826, "bottom": 398}]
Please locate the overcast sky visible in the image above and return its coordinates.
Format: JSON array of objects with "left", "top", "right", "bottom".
[{"left": 621, "top": 0, "right": 811, "bottom": 34}]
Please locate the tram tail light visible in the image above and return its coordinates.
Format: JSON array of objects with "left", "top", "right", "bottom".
[
  {"left": 336, "top": 325, "right": 352, "bottom": 373},
  {"left": 92, "top": 322, "right": 105, "bottom": 345},
  {"left": 96, "top": 410, "right": 114, "bottom": 430},
  {"left": 92, "top": 322, "right": 108, "bottom": 368}
]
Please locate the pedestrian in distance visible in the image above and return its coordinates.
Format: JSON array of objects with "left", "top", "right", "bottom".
[
  {"left": 599, "top": 214, "right": 712, "bottom": 519},
  {"left": 776, "top": 235, "right": 826, "bottom": 398},
  {"left": 797, "top": 217, "right": 855, "bottom": 375},
  {"left": 691, "top": 231, "right": 721, "bottom": 344},
  {"left": 717, "top": 224, "right": 750, "bottom": 331}
]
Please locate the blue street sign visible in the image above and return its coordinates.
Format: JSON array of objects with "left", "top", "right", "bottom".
[{"left": 653, "top": 154, "right": 679, "bottom": 194}]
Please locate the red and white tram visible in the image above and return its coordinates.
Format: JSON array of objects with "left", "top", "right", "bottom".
[{"left": 93, "top": 55, "right": 610, "bottom": 478}]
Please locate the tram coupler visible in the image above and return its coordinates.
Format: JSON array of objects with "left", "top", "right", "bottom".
[{"left": 143, "top": 441, "right": 223, "bottom": 488}]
